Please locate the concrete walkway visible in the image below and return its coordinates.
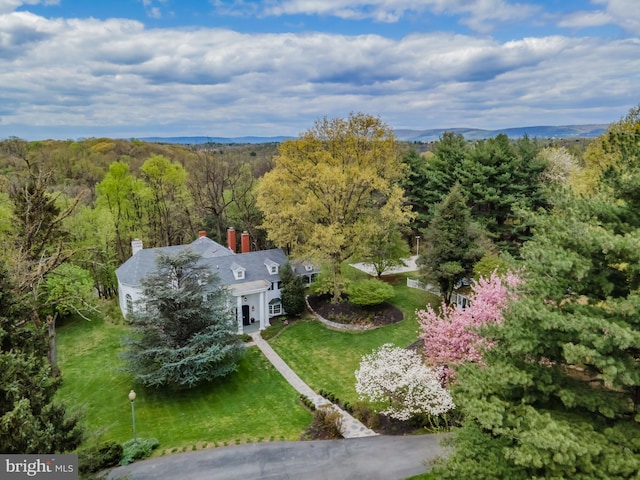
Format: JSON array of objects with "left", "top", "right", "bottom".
[{"left": 250, "top": 333, "right": 378, "bottom": 439}]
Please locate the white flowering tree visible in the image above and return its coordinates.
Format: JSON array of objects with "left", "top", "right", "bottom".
[{"left": 354, "top": 343, "right": 455, "bottom": 421}]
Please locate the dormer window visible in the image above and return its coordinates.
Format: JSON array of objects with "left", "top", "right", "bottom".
[
  {"left": 230, "top": 263, "right": 245, "bottom": 280},
  {"left": 264, "top": 259, "right": 279, "bottom": 275}
]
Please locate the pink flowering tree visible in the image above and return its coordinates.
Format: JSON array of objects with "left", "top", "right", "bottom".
[
  {"left": 418, "top": 271, "right": 521, "bottom": 383},
  {"left": 354, "top": 343, "right": 455, "bottom": 421}
]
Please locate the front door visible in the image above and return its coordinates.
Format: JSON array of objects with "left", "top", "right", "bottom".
[{"left": 242, "top": 305, "right": 250, "bottom": 326}]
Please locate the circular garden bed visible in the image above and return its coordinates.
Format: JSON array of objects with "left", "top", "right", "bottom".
[{"left": 307, "top": 294, "right": 403, "bottom": 327}]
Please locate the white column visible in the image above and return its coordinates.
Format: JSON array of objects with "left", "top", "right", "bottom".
[
  {"left": 236, "top": 295, "right": 243, "bottom": 334},
  {"left": 259, "top": 291, "right": 266, "bottom": 330}
]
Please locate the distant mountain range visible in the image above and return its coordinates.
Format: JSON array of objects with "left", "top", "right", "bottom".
[
  {"left": 393, "top": 124, "right": 608, "bottom": 142},
  {"left": 139, "top": 124, "right": 608, "bottom": 145}
]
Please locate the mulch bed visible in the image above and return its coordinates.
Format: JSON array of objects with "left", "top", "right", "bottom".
[{"left": 307, "top": 294, "right": 403, "bottom": 327}]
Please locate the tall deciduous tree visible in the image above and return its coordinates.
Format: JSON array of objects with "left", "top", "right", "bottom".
[
  {"left": 418, "top": 183, "right": 489, "bottom": 303},
  {"left": 0, "top": 263, "right": 82, "bottom": 453},
  {"left": 3, "top": 144, "right": 86, "bottom": 326},
  {"left": 139, "top": 155, "right": 193, "bottom": 247},
  {"left": 96, "top": 161, "right": 146, "bottom": 264},
  {"left": 122, "top": 250, "right": 244, "bottom": 389},
  {"left": 435, "top": 191, "right": 640, "bottom": 479},
  {"left": 256, "top": 113, "right": 412, "bottom": 302},
  {"left": 188, "top": 147, "right": 257, "bottom": 245}
]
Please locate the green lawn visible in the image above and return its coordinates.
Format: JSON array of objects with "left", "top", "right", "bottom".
[
  {"left": 54, "top": 269, "right": 439, "bottom": 453},
  {"left": 269, "top": 273, "right": 439, "bottom": 403},
  {"left": 56, "top": 315, "right": 311, "bottom": 453}
]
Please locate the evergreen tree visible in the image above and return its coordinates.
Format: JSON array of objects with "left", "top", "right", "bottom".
[
  {"left": 0, "top": 263, "right": 82, "bottom": 453},
  {"left": 418, "top": 183, "right": 489, "bottom": 303},
  {"left": 435, "top": 193, "right": 640, "bottom": 478},
  {"left": 402, "top": 133, "right": 467, "bottom": 233},
  {"left": 459, "top": 134, "right": 547, "bottom": 253},
  {"left": 122, "top": 250, "right": 244, "bottom": 389},
  {"left": 279, "top": 262, "right": 306, "bottom": 316}
]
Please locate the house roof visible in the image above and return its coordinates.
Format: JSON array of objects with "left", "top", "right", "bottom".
[
  {"left": 291, "top": 260, "right": 321, "bottom": 275},
  {"left": 115, "top": 236, "right": 289, "bottom": 292}
]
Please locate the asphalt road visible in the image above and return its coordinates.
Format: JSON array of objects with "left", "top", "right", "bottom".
[{"left": 107, "top": 435, "right": 446, "bottom": 480}]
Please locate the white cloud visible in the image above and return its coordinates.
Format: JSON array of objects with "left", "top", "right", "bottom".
[
  {"left": 225, "top": 0, "right": 539, "bottom": 31},
  {"left": 556, "top": 0, "right": 640, "bottom": 34},
  {"left": 0, "top": 10, "right": 637, "bottom": 138},
  {"left": 557, "top": 10, "right": 612, "bottom": 29},
  {"left": 0, "top": 0, "right": 57, "bottom": 15},
  {"left": 594, "top": 0, "right": 640, "bottom": 33}
]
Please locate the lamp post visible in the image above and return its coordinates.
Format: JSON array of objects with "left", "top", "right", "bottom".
[
  {"left": 415, "top": 236, "right": 420, "bottom": 256},
  {"left": 128, "top": 390, "right": 137, "bottom": 443}
]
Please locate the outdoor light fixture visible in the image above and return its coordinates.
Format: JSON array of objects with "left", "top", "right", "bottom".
[{"left": 128, "top": 390, "right": 137, "bottom": 443}]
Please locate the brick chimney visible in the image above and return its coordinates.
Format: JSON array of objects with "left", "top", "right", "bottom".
[
  {"left": 198, "top": 230, "right": 206, "bottom": 238},
  {"left": 241, "top": 230, "right": 250, "bottom": 253},
  {"left": 227, "top": 227, "right": 237, "bottom": 253},
  {"left": 131, "top": 238, "right": 143, "bottom": 256}
]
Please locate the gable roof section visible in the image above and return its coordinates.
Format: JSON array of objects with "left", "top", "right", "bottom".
[
  {"left": 115, "top": 236, "right": 288, "bottom": 290},
  {"left": 212, "top": 249, "right": 287, "bottom": 287},
  {"left": 188, "top": 236, "right": 234, "bottom": 258}
]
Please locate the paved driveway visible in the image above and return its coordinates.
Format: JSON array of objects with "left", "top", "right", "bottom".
[{"left": 108, "top": 435, "right": 446, "bottom": 480}]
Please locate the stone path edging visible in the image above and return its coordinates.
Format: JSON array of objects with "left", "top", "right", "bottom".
[
  {"left": 305, "top": 296, "right": 374, "bottom": 331},
  {"left": 250, "top": 333, "right": 378, "bottom": 439}
]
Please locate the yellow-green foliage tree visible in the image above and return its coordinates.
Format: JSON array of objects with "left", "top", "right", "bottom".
[
  {"left": 256, "top": 113, "right": 412, "bottom": 302},
  {"left": 571, "top": 105, "right": 640, "bottom": 196}
]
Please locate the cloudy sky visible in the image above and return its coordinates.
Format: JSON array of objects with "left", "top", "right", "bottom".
[{"left": 1, "top": 0, "right": 638, "bottom": 140}]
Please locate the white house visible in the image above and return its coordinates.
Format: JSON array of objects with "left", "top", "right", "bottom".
[{"left": 115, "top": 228, "right": 319, "bottom": 334}]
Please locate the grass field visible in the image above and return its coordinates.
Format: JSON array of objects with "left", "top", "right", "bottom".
[
  {"left": 269, "top": 272, "right": 439, "bottom": 403},
  {"left": 55, "top": 314, "right": 311, "bottom": 453}
]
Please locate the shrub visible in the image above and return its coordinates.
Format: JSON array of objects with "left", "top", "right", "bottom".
[
  {"left": 79, "top": 441, "right": 123, "bottom": 475},
  {"left": 310, "top": 271, "right": 349, "bottom": 297},
  {"left": 351, "top": 401, "right": 380, "bottom": 430},
  {"left": 310, "top": 406, "right": 343, "bottom": 439},
  {"left": 348, "top": 279, "right": 394, "bottom": 306},
  {"left": 120, "top": 437, "right": 160, "bottom": 465},
  {"left": 299, "top": 395, "right": 316, "bottom": 411},
  {"left": 280, "top": 262, "right": 307, "bottom": 316}
]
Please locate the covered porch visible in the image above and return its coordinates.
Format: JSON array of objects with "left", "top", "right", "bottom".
[{"left": 229, "top": 280, "right": 272, "bottom": 334}]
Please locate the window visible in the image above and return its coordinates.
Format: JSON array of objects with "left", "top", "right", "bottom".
[
  {"left": 230, "top": 263, "right": 246, "bottom": 280},
  {"left": 125, "top": 294, "right": 133, "bottom": 315},
  {"left": 265, "top": 259, "right": 279, "bottom": 274},
  {"left": 304, "top": 264, "right": 313, "bottom": 272},
  {"left": 269, "top": 302, "right": 282, "bottom": 316}
]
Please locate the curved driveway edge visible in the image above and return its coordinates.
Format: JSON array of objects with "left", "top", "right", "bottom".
[{"left": 108, "top": 434, "right": 447, "bottom": 480}]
